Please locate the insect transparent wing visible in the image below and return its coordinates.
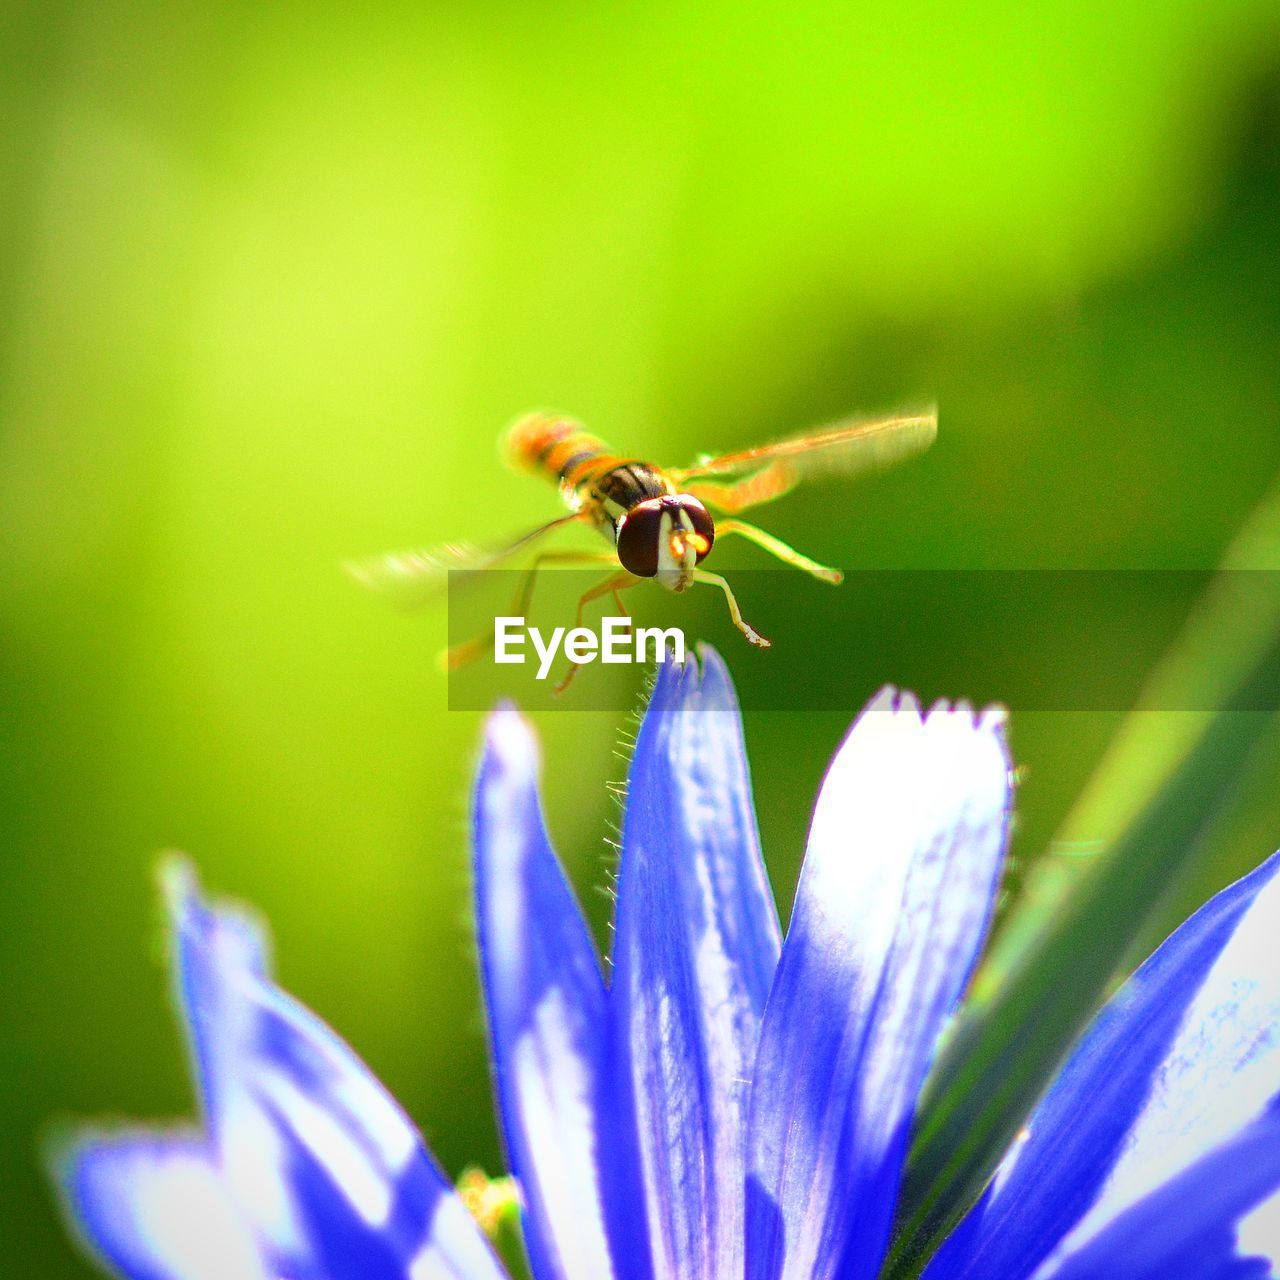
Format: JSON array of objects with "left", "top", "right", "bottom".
[
  {"left": 673, "top": 409, "right": 937, "bottom": 483},
  {"left": 345, "top": 514, "right": 584, "bottom": 610}
]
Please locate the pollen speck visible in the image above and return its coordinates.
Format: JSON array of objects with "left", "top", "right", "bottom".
[{"left": 457, "top": 1166, "right": 521, "bottom": 1238}]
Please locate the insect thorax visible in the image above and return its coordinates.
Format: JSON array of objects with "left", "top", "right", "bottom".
[{"left": 589, "top": 463, "right": 673, "bottom": 530}]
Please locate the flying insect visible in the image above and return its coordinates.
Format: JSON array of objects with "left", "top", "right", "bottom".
[{"left": 349, "top": 408, "right": 937, "bottom": 688}]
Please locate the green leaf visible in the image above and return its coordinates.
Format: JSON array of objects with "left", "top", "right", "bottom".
[{"left": 886, "top": 479, "right": 1280, "bottom": 1278}]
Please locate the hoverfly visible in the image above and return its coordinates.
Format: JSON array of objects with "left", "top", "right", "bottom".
[{"left": 349, "top": 408, "right": 936, "bottom": 690}]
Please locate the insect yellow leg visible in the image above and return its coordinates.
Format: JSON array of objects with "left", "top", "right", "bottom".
[
  {"left": 713, "top": 519, "right": 843, "bottom": 584},
  {"left": 440, "top": 550, "right": 617, "bottom": 672},
  {"left": 692, "top": 569, "right": 771, "bottom": 648},
  {"left": 553, "top": 570, "right": 641, "bottom": 695},
  {"left": 511, "top": 550, "right": 619, "bottom": 619},
  {"left": 441, "top": 633, "right": 494, "bottom": 673}
]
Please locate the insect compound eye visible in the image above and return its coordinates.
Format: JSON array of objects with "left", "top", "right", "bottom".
[
  {"left": 615, "top": 500, "right": 665, "bottom": 577},
  {"left": 679, "top": 497, "right": 715, "bottom": 563}
]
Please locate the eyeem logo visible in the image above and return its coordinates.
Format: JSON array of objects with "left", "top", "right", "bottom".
[{"left": 494, "top": 616, "right": 686, "bottom": 680}]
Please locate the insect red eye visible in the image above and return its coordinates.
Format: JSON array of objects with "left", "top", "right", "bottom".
[
  {"left": 681, "top": 498, "right": 715, "bottom": 562},
  {"left": 616, "top": 502, "right": 664, "bottom": 577}
]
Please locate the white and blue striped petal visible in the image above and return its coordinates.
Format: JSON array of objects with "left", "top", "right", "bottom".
[
  {"left": 612, "top": 651, "right": 782, "bottom": 1280},
  {"left": 168, "top": 864, "right": 507, "bottom": 1280},
  {"left": 925, "top": 851, "right": 1280, "bottom": 1280},
  {"left": 745, "top": 689, "right": 1012, "bottom": 1280},
  {"left": 473, "top": 704, "right": 636, "bottom": 1280},
  {"left": 59, "top": 1135, "right": 270, "bottom": 1280},
  {"left": 1041, "top": 1097, "right": 1280, "bottom": 1280}
]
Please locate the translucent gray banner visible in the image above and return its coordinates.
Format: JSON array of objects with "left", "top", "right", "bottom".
[{"left": 444, "top": 569, "right": 1280, "bottom": 712}]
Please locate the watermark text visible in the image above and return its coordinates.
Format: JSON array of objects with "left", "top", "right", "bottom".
[{"left": 494, "top": 616, "right": 685, "bottom": 679}]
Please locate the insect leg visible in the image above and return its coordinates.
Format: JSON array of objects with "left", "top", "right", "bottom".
[
  {"left": 692, "top": 569, "right": 771, "bottom": 648},
  {"left": 511, "top": 551, "right": 619, "bottom": 619},
  {"left": 441, "top": 550, "right": 618, "bottom": 672},
  {"left": 553, "top": 570, "right": 641, "bottom": 694},
  {"left": 712, "top": 518, "right": 843, "bottom": 584}
]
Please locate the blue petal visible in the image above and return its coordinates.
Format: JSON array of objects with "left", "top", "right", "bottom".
[
  {"left": 473, "top": 704, "right": 636, "bottom": 1280},
  {"left": 745, "top": 690, "right": 1012, "bottom": 1280},
  {"left": 57, "top": 1134, "right": 270, "bottom": 1280},
  {"left": 167, "top": 863, "right": 507, "bottom": 1280},
  {"left": 611, "top": 650, "right": 782, "bottom": 1280},
  {"left": 1041, "top": 1097, "right": 1280, "bottom": 1280},
  {"left": 926, "top": 852, "right": 1280, "bottom": 1280}
]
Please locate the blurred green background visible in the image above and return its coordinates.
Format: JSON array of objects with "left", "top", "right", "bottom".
[{"left": 3, "top": 1, "right": 1280, "bottom": 1275}]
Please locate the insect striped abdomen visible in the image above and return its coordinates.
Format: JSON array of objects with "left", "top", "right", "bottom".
[
  {"left": 505, "top": 413, "right": 612, "bottom": 487},
  {"left": 504, "top": 413, "right": 667, "bottom": 515}
]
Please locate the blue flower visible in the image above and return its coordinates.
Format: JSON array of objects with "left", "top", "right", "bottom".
[{"left": 55, "top": 651, "right": 1280, "bottom": 1280}]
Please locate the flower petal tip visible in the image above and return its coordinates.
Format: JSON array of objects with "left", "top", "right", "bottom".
[
  {"left": 645, "top": 642, "right": 701, "bottom": 712},
  {"left": 922, "top": 695, "right": 1008, "bottom": 730},
  {"left": 159, "top": 857, "right": 218, "bottom": 960},
  {"left": 897, "top": 690, "right": 1010, "bottom": 745},
  {"left": 158, "top": 854, "right": 201, "bottom": 918},
  {"left": 692, "top": 644, "right": 741, "bottom": 711},
  {"left": 161, "top": 862, "right": 271, "bottom": 986},
  {"left": 483, "top": 702, "right": 541, "bottom": 777},
  {"left": 979, "top": 702, "right": 1009, "bottom": 732},
  {"left": 693, "top": 641, "right": 728, "bottom": 681},
  {"left": 646, "top": 643, "right": 742, "bottom": 716},
  {"left": 843, "top": 688, "right": 1013, "bottom": 807},
  {"left": 863, "top": 686, "right": 1006, "bottom": 737},
  {"left": 866, "top": 683, "right": 903, "bottom": 714},
  {"left": 54, "top": 1134, "right": 272, "bottom": 1280}
]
